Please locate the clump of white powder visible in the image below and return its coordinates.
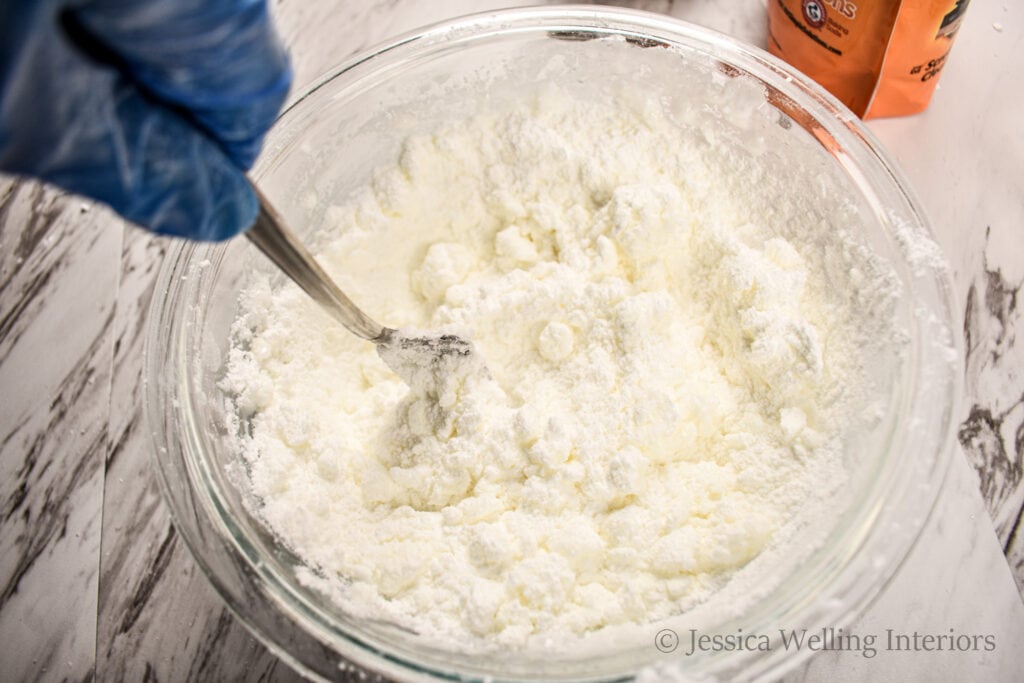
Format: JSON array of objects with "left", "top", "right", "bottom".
[{"left": 223, "top": 87, "right": 899, "bottom": 653}]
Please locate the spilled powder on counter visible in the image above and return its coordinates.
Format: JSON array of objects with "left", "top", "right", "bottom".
[{"left": 222, "top": 88, "right": 901, "bottom": 652}]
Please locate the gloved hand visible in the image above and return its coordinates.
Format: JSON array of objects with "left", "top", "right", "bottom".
[{"left": 0, "top": 0, "right": 291, "bottom": 241}]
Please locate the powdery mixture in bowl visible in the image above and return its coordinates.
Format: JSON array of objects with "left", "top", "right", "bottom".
[{"left": 222, "top": 88, "right": 899, "bottom": 651}]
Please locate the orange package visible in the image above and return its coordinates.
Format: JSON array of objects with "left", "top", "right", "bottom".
[{"left": 767, "top": 0, "right": 971, "bottom": 119}]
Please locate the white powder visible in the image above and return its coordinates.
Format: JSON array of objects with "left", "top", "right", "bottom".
[{"left": 223, "top": 88, "right": 898, "bottom": 654}]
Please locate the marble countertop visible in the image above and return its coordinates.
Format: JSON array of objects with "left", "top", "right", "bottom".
[{"left": 1, "top": 0, "right": 1021, "bottom": 681}]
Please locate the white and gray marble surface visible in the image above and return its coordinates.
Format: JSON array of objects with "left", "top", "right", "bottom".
[{"left": 1, "top": 0, "right": 1021, "bottom": 681}]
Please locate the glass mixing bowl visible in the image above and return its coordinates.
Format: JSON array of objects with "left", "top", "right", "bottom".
[{"left": 145, "top": 7, "right": 961, "bottom": 682}]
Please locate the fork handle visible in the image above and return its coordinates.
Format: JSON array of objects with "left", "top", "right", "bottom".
[{"left": 245, "top": 184, "right": 390, "bottom": 343}]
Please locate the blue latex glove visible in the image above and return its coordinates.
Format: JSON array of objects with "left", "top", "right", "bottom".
[{"left": 0, "top": 0, "right": 291, "bottom": 240}]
